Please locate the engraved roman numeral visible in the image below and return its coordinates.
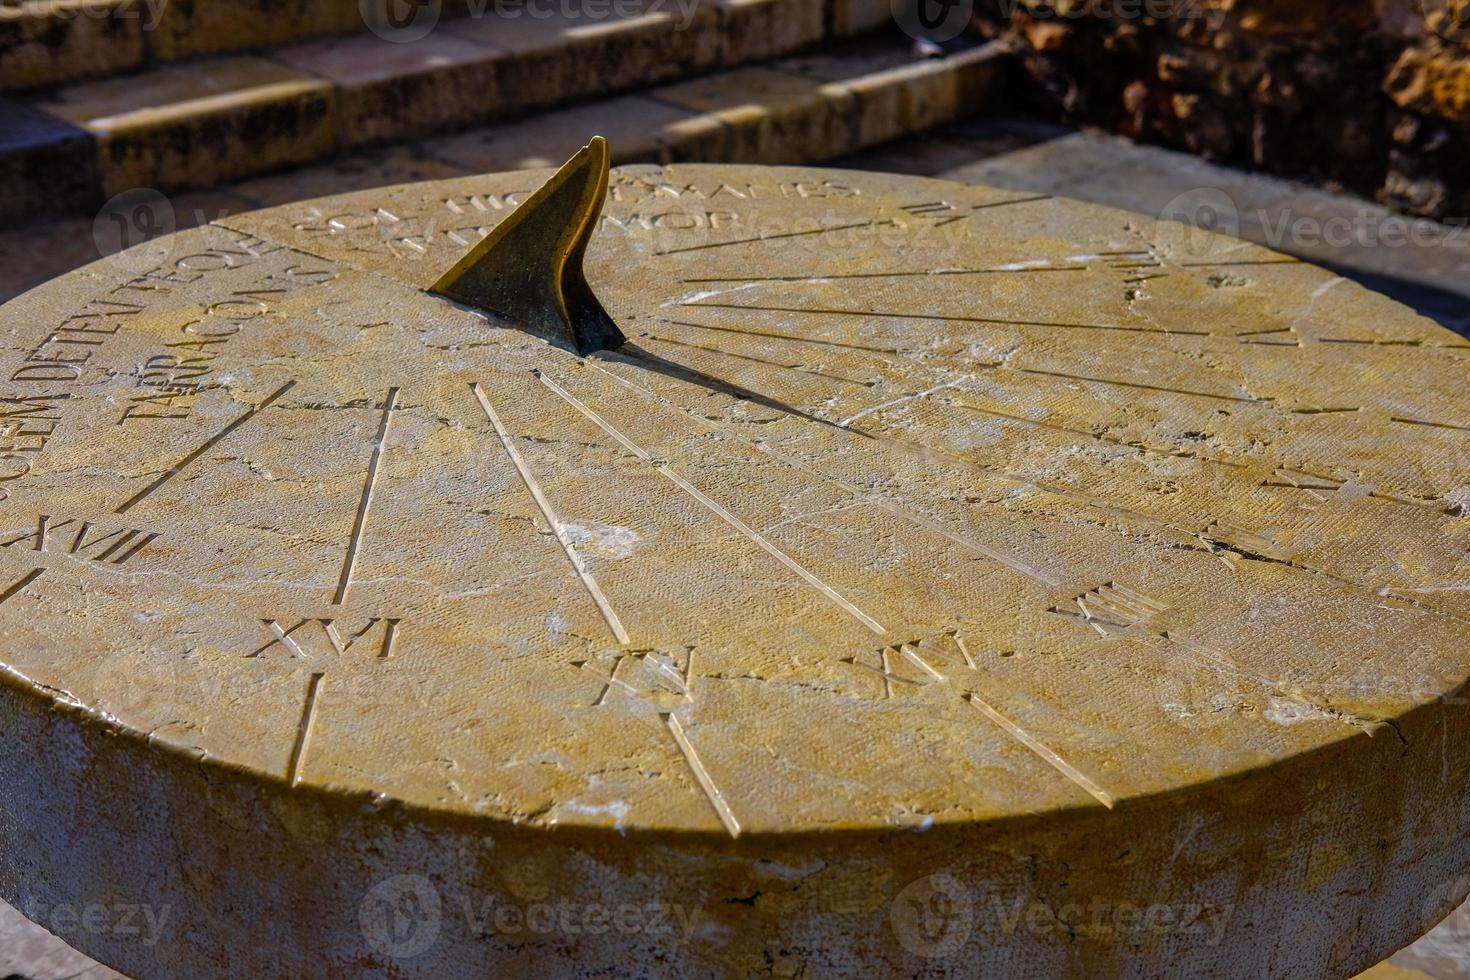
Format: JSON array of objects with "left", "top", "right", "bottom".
[
  {"left": 1049, "top": 583, "right": 1167, "bottom": 636},
  {"left": 584, "top": 648, "right": 694, "bottom": 706},
  {"left": 900, "top": 201, "right": 966, "bottom": 227},
  {"left": 250, "top": 617, "right": 402, "bottom": 660},
  {"left": 0, "top": 515, "right": 158, "bottom": 565}
]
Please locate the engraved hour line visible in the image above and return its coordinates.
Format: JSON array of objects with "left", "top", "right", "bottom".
[
  {"left": 537, "top": 371, "right": 887, "bottom": 636},
  {"left": 0, "top": 569, "right": 43, "bottom": 605},
  {"left": 287, "top": 671, "right": 325, "bottom": 787},
  {"left": 655, "top": 219, "right": 885, "bottom": 256},
  {"left": 665, "top": 713, "right": 741, "bottom": 838},
  {"left": 677, "top": 317, "right": 1261, "bottom": 405},
  {"left": 471, "top": 382, "right": 631, "bottom": 645},
  {"left": 667, "top": 319, "right": 907, "bottom": 355},
  {"left": 678, "top": 323, "right": 1402, "bottom": 504},
  {"left": 115, "top": 380, "right": 297, "bottom": 515},
  {"left": 577, "top": 357, "right": 1060, "bottom": 589},
  {"left": 1001, "top": 366, "right": 1267, "bottom": 403},
  {"left": 586, "top": 346, "right": 1462, "bottom": 629},
  {"left": 682, "top": 301, "right": 1211, "bottom": 338},
  {"left": 971, "top": 194, "right": 1052, "bottom": 211},
  {"left": 640, "top": 332, "right": 875, "bottom": 388},
  {"left": 1392, "top": 416, "right": 1470, "bottom": 433},
  {"left": 965, "top": 693, "right": 1116, "bottom": 810},
  {"left": 1177, "top": 259, "right": 1302, "bottom": 268},
  {"left": 334, "top": 388, "right": 398, "bottom": 607},
  {"left": 680, "top": 266, "right": 1090, "bottom": 284}
]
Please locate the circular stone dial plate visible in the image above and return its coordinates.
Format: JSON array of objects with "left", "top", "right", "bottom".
[{"left": 0, "top": 163, "right": 1467, "bottom": 844}]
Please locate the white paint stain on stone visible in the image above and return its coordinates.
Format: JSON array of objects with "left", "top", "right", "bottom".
[{"left": 564, "top": 522, "right": 640, "bottom": 560}]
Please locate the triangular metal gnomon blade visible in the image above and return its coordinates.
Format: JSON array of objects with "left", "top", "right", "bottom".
[{"left": 429, "top": 136, "right": 625, "bottom": 356}]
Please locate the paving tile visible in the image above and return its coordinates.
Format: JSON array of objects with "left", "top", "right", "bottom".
[
  {"left": 0, "top": 186, "right": 256, "bottom": 303},
  {"left": 443, "top": 1, "right": 722, "bottom": 113},
  {"left": 714, "top": 0, "right": 824, "bottom": 64},
  {"left": 39, "top": 56, "right": 336, "bottom": 195},
  {"left": 425, "top": 93, "right": 712, "bottom": 171},
  {"left": 0, "top": 98, "right": 99, "bottom": 217},
  {"left": 651, "top": 65, "right": 856, "bottom": 163},
  {"left": 0, "top": 0, "right": 145, "bottom": 92},
  {"left": 230, "top": 147, "right": 467, "bottom": 207},
  {"left": 0, "top": 898, "right": 126, "bottom": 979},
  {"left": 272, "top": 30, "right": 504, "bottom": 147},
  {"left": 144, "top": 0, "right": 361, "bottom": 62},
  {"left": 1381, "top": 899, "right": 1470, "bottom": 978},
  {"left": 835, "top": 117, "right": 1050, "bottom": 176}
]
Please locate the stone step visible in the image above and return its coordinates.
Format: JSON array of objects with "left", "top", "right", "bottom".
[
  {"left": 0, "top": 19, "right": 1001, "bottom": 221},
  {"left": 0, "top": 0, "right": 902, "bottom": 218},
  {"left": 0, "top": 38, "right": 1011, "bottom": 302},
  {"left": 0, "top": 0, "right": 891, "bottom": 93}
]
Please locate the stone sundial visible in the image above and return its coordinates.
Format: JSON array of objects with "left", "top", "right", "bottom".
[{"left": 1, "top": 138, "right": 1469, "bottom": 978}]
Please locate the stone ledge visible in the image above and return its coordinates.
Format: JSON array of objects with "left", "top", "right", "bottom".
[
  {"left": 0, "top": 40, "right": 1011, "bottom": 302},
  {"left": 0, "top": 1, "right": 916, "bottom": 215},
  {"left": 0, "top": 0, "right": 900, "bottom": 94}
]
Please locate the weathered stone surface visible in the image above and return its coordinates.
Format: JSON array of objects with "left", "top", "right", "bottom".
[
  {"left": 39, "top": 56, "right": 336, "bottom": 195},
  {"left": 427, "top": 93, "right": 709, "bottom": 170},
  {"left": 443, "top": 1, "right": 723, "bottom": 113},
  {"left": 142, "top": 0, "right": 360, "bottom": 63},
  {"left": 0, "top": 160, "right": 1469, "bottom": 978},
  {"left": 0, "top": 98, "right": 99, "bottom": 216},
  {"left": 715, "top": 0, "right": 825, "bottom": 63},
  {"left": 786, "top": 42, "right": 1008, "bottom": 149},
  {"left": 0, "top": 0, "right": 144, "bottom": 92},
  {"left": 272, "top": 31, "right": 504, "bottom": 148},
  {"left": 653, "top": 66, "right": 858, "bottom": 162}
]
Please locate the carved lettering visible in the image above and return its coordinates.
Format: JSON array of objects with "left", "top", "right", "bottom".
[{"left": 251, "top": 617, "right": 402, "bottom": 660}]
